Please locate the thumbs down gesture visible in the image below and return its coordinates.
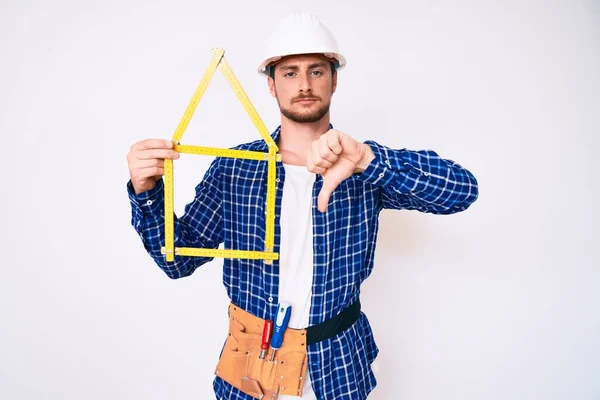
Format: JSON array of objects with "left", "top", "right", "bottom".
[{"left": 306, "top": 129, "right": 375, "bottom": 213}]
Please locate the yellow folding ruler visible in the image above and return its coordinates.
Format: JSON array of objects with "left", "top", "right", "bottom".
[{"left": 161, "top": 48, "right": 280, "bottom": 264}]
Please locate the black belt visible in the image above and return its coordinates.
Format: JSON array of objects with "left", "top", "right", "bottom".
[{"left": 305, "top": 299, "right": 361, "bottom": 345}]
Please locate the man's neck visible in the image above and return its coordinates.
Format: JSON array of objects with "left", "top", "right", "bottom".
[{"left": 278, "top": 114, "right": 331, "bottom": 166}]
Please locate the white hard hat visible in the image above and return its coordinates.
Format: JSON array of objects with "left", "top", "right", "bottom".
[{"left": 257, "top": 12, "right": 347, "bottom": 76}]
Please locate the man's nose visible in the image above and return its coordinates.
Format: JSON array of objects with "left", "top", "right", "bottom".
[{"left": 298, "top": 73, "right": 312, "bottom": 92}]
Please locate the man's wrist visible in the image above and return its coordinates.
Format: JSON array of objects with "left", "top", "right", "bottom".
[{"left": 355, "top": 144, "right": 376, "bottom": 173}]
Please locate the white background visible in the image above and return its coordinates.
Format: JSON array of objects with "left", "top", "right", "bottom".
[{"left": 1, "top": 0, "right": 598, "bottom": 399}]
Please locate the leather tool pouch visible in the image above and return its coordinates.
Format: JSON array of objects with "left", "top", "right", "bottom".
[{"left": 215, "top": 303, "right": 308, "bottom": 399}]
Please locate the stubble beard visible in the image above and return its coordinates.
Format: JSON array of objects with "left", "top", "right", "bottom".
[{"left": 277, "top": 96, "right": 331, "bottom": 123}]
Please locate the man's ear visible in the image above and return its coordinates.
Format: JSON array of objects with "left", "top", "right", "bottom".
[
  {"left": 268, "top": 76, "right": 277, "bottom": 98},
  {"left": 331, "top": 71, "right": 338, "bottom": 95}
]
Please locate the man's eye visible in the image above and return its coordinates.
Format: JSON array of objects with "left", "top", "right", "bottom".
[
  {"left": 311, "top": 70, "right": 323, "bottom": 76},
  {"left": 284, "top": 72, "right": 296, "bottom": 77}
]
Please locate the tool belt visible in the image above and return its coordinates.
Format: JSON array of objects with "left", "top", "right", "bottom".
[{"left": 214, "top": 299, "right": 361, "bottom": 399}]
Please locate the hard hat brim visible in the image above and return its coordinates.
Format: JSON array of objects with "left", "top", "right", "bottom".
[{"left": 257, "top": 52, "right": 347, "bottom": 76}]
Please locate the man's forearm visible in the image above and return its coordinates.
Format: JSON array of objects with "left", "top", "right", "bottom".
[{"left": 357, "top": 140, "right": 479, "bottom": 214}]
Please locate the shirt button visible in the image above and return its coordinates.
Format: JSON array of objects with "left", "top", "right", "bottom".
[
  {"left": 268, "top": 296, "right": 274, "bottom": 303},
  {"left": 146, "top": 200, "right": 153, "bottom": 205},
  {"left": 424, "top": 172, "right": 430, "bottom": 176},
  {"left": 378, "top": 173, "right": 385, "bottom": 178},
  {"left": 385, "top": 160, "right": 391, "bottom": 166},
  {"left": 276, "top": 178, "right": 280, "bottom": 183}
]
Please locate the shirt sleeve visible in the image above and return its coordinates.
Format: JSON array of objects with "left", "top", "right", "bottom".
[
  {"left": 127, "top": 158, "right": 224, "bottom": 278},
  {"left": 355, "top": 140, "right": 479, "bottom": 214}
]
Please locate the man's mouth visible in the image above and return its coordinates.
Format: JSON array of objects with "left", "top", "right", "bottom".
[{"left": 295, "top": 98, "right": 319, "bottom": 104}]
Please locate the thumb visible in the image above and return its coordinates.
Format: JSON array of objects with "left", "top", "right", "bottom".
[{"left": 318, "top": 177, "right": 340, "bottom": 213}]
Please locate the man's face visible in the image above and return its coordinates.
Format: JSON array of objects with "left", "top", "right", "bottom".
[{"left": 267, "top": 54, "right": 338, "bottom": 123}]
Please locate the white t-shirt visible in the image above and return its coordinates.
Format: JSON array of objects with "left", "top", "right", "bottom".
[{"left": 277, "top": 163, "right": 378, "bottom": 399}]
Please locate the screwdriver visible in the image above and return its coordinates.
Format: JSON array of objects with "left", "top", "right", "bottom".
[
  {"left": 259, "top": 320, "right": 273, "bottom": 359},
  {"left": 270, "top": 302, "right": 292, "bottom": 361}
]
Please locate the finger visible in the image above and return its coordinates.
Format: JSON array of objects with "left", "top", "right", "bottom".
[
  {"left": 132, "top": 139, "right": 173, "bottom": 151},
  {"left": 312, "top": 140, "right": 333, "bottom": 168},
  {"left": 136, "top": 149, "right": 180, "bottom": 160},
  {"left": 318, "top": 176, "right": 340, "bottom": 213},
  {"left": 134, "top": 159, "right": 163, "bottom": 169},
  {"left": 327, "top": 130, "right": 343, "bottom": 155},
  {"left": 133, "top": 167, "right": 165, "bottom": 181},
  {"left": 307, "top": 162, "right": 327, "bottom": 174},
  {"left": 318, "top": 134, "right": 338, "bottom": 163},
  {"left": 306, "top": 149, "right": 327, "bottom": 174}
]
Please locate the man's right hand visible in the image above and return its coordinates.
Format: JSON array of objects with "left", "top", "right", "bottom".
[{"left": 127, "top": 139, "right": 180, "bottom": 195}]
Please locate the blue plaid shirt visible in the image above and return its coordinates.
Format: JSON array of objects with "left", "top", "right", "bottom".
[{"left": 128, "top": 126, "right": 478, "bottom": 399}]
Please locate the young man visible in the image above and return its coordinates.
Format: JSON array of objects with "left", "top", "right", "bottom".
[{"left": 126, "top": 13, "right": 478, "bottom": 400}]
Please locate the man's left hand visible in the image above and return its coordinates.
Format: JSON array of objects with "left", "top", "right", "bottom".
[{"left": 306, "top": 129, "right": 375, "bottom": 213}]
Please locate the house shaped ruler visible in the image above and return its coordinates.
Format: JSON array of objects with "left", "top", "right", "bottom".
[{"left": 161, "top": 48, "right": 280, "bottom": 264}]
